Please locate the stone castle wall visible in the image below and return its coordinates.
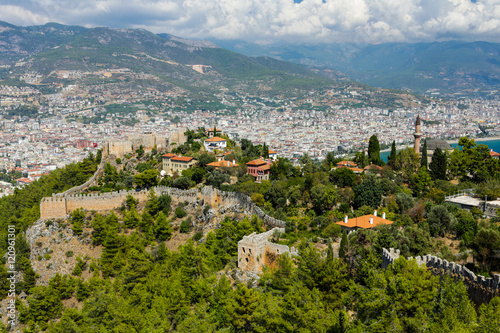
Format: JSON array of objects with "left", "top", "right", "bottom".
[
  {"left": 108, "top": 140, "right": 133, "bottom": 157},
  {"left": 382, "top": 248, "right": 500, "bottom": 304},
  {"left": 40, "top": 185, "right": 287, "bottom": 230},
  {"left": 107, "top": 133, "right": 168, "bottom": 157}
]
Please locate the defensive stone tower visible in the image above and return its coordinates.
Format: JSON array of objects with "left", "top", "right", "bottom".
[
  {"left": 238, "top": 228, "right": 297, "bottom": 273},
  {"left": 414, "top": 114, "right": 422, "bottom": 154}
]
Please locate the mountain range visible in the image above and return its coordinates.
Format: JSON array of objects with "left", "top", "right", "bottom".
[
  {"left": 0, "top": 21, "right": 334, "bottom": 96},
  {"left": 213, "top": 39, "right": 500, "bottom": 96}
]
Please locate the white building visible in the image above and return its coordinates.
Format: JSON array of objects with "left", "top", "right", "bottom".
[{"left": 204, "top": 136, "right": 227, "bottom": 152}]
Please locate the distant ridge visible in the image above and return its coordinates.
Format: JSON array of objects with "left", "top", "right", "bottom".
[
  {"left": 212, "top": 39, "right": 500, "bottom": 96},
  {"left": 0, "top": 21, "right": 334, "bottom": 95}
]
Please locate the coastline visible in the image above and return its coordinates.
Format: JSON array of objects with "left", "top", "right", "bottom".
[
  {"left": 446, "top": 136, "right": 500, "bottom": 145},
  {"left": 380, "top": 136, "right": 500, "bottom": 153}
]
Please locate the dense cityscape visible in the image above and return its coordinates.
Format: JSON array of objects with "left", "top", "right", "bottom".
[
  {"left": 2, "top": 67, "right": 500, "bottom": 196},
  {"left": 2, "top": 5, "right": 500, "bottom": 330}
]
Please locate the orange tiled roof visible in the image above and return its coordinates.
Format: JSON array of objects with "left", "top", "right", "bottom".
[
  {"left": 205, "top": 136, "right": 227, "bottom": 142},
  {"left": 171, "top": 156, "right": 194, "bottom": 162},
  {"left": 258, "top": 164, "right": 271, "bottom": 171},
  {"left": 16, "top": 178, "right": 33, "bottom": 183},
  {"left": 335, "top": 214, "right": 393, "bottom": 229},
  {"left": 337, "top": 161, "right": 357, "bottom": 167},
  {"left": 364, "top": 164, "right": 383, "bottom": 171},
  {"left": 349, "top": 167, "right": 364, "bottom": 173},
  {"left": 268, "top": 149, "right": 277, "bottom": 154},
  {"left": 490, "top": 150, "right": 500, "bottom": 157},
  {"left": 207, "top": 160, "right": 238, "bottom": 168},
  {"left": 247, "top": 159, "right": 267, "bottom": 166},
  {"left": 162, "top": 153, "right": 176, "bottom": 158}
]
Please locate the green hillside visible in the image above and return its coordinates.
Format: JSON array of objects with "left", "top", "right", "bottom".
[
  {"left": 214, "top": 39, "right": 500, "bottom": 95},
  {"left": 0, "top": 22, "right": 333, "bottom": 95}
]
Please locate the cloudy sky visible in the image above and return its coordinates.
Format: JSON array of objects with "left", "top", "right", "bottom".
[{"left": 1, "top": 0, "right": 499, "bottom": 44}]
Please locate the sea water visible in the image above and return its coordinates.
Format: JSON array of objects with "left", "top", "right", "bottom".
[{"left": 379, "top": 139, "right": 500, "bottom": 162}]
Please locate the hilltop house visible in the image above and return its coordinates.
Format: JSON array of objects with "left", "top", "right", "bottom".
[
  {"left": 162, "top": 153, "right": 197, "bottom": 175},
  {"left": 204, "top": 137, "right": 227, "bottom": 152},
  {"left": 336, "top": 211, "right": 393, "bottom": 232},
  {"left": 207, "top": 160, "right": 238, "bottom": 170},
  {"left": 247, "top": 158, "right": 273, "bottom": 183},
  {"left": 268, "top": 149, "right": 278, "bottom": 161}
]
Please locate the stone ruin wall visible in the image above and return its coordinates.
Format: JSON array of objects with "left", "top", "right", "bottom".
[
  {"left": 108, "top": 140, "right": 133, "bottom": 157},
  {"left": 237, "top": 228, "right": 298, "bottom": 273},
  {"left": 40, "top": 185, "right": 287, "bottom": 231},
  {"left": 107, "top": 133, "right": 168, "bottom": 157},
  {"left": 382, "top": 248, "right": 500, "bottom": 305}
]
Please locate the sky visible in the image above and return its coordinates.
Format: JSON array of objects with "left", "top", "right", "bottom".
[{"left": 1, "top": 0, "right": 500, "bottom": 44}]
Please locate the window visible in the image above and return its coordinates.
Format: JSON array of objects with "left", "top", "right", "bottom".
[
  {"left": 245, "top": 258, "right": 248, "bottom": 263},
  {"left": 249, "top": 248, "right": 252, "bottom": 254},
  {"left": 242, "top": 247, "right": 245, "bottom": 253}
]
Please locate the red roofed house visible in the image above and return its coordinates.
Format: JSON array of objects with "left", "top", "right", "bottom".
[
  {"left": 15, "top": 178, "right": 33, "bottom": 186},
  {"left": 162, "top": 153, "right": 197, "bottom": 175},
  {"left": 336, "top": 211, "right": 393, "bottom": 232},
  {"left": 204, "top": 136, "right": 227, "bottom": 152},
  {"left": 336, "top": 161, "right": 358, "bottom": 168},
  {"left": 207, "top": 160, "right": 238, "bottom": 170},
  {"left": 490, "top": 149, "right": 500, "bottom": 159},
  {"left": 364, "top": 163, "right": 384, "bottom": 175},
  {"left": 268, "top": 149, "right": 278, "bottom": 161},
  {"left": 247, "top": 158, "right": 273, "bottom": 183}
]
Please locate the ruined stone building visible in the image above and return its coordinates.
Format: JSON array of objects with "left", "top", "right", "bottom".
[{"left": 238, "top": 228, "right": 298, "bottom": 273}]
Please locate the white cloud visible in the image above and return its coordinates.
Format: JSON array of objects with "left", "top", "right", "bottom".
[
  {"left": 0, "top": 5, "right": 50, "bottom": 26},
  {"left": 3, "top": 0, "right": 500, "bottom": 43}
]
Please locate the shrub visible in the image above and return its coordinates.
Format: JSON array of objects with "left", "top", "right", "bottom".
[
  {"left": 180, "top": 218, "right": 191, "bottom": 233},
  {"left": 193, "top": 232, "right": 203, "bottom": 241},
  {"left": 65, "top": 251, "right": 74, "bottom": 258},
  {"left": 175, "top": 207, "right": 187, "bottom": 219}
]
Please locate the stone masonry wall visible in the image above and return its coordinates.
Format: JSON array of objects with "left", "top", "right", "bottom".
[
  {"left": 40, "top": 185, "right": 287, "bottom": 230},
  {"left": 382, "top": 248, "right": 500, "bottom": 304},
  {"left": 237, "top": 227, "right": 298, "bottom": 273}
]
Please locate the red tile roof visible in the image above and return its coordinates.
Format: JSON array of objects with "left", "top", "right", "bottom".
[
  {"left": 205, "top": 136, "right": 227, "bottom": 142},
  {"left": 337, "top": 161, "right": 357, "bottom": 167},
  {"left": 335, "top": 214, "right": 393, "bottom": 229},
  {"left": 171, "top": 156, "right": 194, "bottom": 162},
  {"left": 247, "top": 159, "right": 267, "bottom": 166},
  {"left": 207, "top": 160, "right": 238, "bottom": 168},
  {"left": 162, "top": 153, "right": 176, "bottom": 158}
]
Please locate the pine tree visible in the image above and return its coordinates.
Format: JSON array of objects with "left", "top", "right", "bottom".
[
  {"left": 76, "top": 279, "right": 91, "bottom": 301},
  {"left": 339, "top": 231, "right": 348, "bottom": 261},
  {"left": 421, "top": 139, "right": 428, "bottom": 170},
  {"left": 154, "top": 212, "right": 172, "bottom": 241},
  {"left": 262, "top": 142, "right": 269, "bottom": 159},
  {"left": 368, "top": 135, "right": 381, "bottom": 165},
  {"left": 91, "top": 213, "right": 107, "bottom": 246},
  {"left": 23, "top": 265, "right": 37, "bottom": 294},
  {"left": 145, "top": 188, "right": 159, "bottom": 216},
  {"left": 388, "top": 140, "right": 397, "bottom": 167},
  {"left": 429, "top": 147, "right": 447, "bottom": 180}
]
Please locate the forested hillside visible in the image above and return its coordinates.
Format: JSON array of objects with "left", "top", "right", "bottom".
[{"left": 1, "top": 135, "right": 500, "bottom": 332}]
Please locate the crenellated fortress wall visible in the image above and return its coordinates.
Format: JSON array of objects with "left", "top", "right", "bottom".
[
  {"left": 40, "top": 185, "right": 287, "bottom": 229},
  {"left": 382, "top": 248, "right": 500, "bottom": 304}
]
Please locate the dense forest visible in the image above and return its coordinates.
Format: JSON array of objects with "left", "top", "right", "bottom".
[{"left": 1, "top": 134, "right": 500, "bottom": 332}]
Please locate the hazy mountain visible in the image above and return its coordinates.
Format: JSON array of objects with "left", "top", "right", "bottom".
[
  {"left": 0, "top": 21, "right": 333, "bottom": 95},
  {"left": 213, "top": 39, "right": 500, "bottom": 95}
]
